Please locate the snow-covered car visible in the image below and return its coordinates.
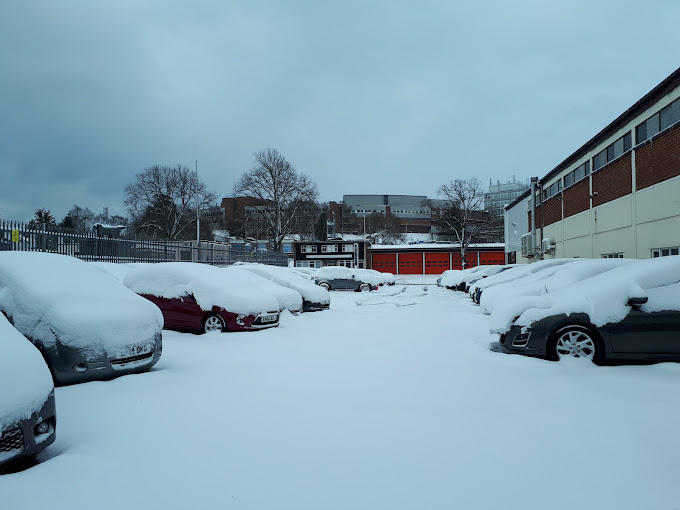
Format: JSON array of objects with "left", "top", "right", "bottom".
[
  {"left": 89, "top": 261, "right": 133, "bottom": 282},
  {"left": 124, "top": 262, "right": 281, "bottom": 333},
  {"left": 314, "top": 266, "right": 379, "bottom": 292},
  {"left": 494, "top": 257, "right": 680, "bottom": 364},
  {"left": 0, "top": 252, "right": 163, "bottom": 386},
  {"left": 439, "top": 265, "right": 492, "bottom": 290},
  {"left": 437, "top": 269, "right": 462, "bottom": 288},
  {"left": 290, "top": 267, "right": 318, "bottom": 280},
  {"left": 478, "top": 258, "right": 633, "bottom": 311},
  {"left": 0, "top": 314, "right": 56, "bottom": 468},
  {"left": 364, "top": 269, "right": 396, "bottom": 286},
  {"left": 234, "top": 263, "right": 331, "bottom": 312},
  {"left": 469, "top": 258, "right": 577, "bottom": 305},
  {"left": 222, "top": 266, "right": 303, "bottom": 314}
]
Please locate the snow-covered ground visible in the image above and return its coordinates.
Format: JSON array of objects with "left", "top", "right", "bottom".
[{"left": 3, "top": 283, "right": 680, "bottom": 509}]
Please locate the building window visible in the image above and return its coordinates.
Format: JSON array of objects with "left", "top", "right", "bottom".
[
  {"left": 342, "top": 244, "right": 354, "bottom": 253},
  {"left": 337, "top": 260, "right": 353, "bottom": 268},
  {"left": 564, "top": 161, "right": 590, "bottom": 188},
  {"left": 321, "top": 244, "right": 338, "bottom": 253},
  {"left": 543, "top": 180, "right": 562, "bottom": 201},
  {"left": 636, "top": 97, "right": 680, "bottom": 144},
  {"left": 301, "top": 245, "right": 317, "bottom": 253},
  {"left": 601, "top": 252, "right": 624, "bottom": 258},
  {"left": 652, "top": 247, "right": 680, "bottom": 258},
  {"left": 593, "top": 132, "right": 632, "bottom": 171}
]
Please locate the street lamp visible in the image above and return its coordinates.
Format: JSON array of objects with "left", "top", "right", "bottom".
[{"left": 196, "top": 160, "right": 200, "bottom": 248}]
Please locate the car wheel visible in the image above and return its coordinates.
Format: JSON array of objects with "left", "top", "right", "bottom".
[
  {"left": 358, "top": 283, "right": 371, "bottom": 292},
  {"left": 203, "top": 313, "right": 226, "bottom": 333},
  {"left": 319, "top": 282, "right": 331, "bottom": 291},
  {"left": 548, "top": 324, "right": 603, "bottom": 364}
]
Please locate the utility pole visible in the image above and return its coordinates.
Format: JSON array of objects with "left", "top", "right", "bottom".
[{"left": 196, "top": 160, "right": 200, "bottom": 250}]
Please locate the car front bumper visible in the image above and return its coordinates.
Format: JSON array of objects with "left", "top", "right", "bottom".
[
  {"left": 0, "top": 391, "right": 56, "bottom": 467},
  {"left": 498, "top": 325, "right": 547, "bottom": 357},
  {"left": 47, "top": 331, "right": 163, "bottom": 386}
]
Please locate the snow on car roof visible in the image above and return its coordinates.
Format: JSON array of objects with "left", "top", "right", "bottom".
[
  {"left": 89, "top": 261, "right": 133, "bottom": 282},
  {"left": 316, "top": 266, "right": 380, "bottom": 286},
  {"left": 490, "top": 256, "right": 680, "bottom": 334},
  {"left": 234, "top": 263, "right": 330, "bottom": 304},
  {"left": 0, "top": 252, "right": 163, "bottom": 355},
  {"left": 0, "top": 314, "right": 54, "bottom": 431},
  {"left": 124, "top": 262, "right": 280, "bottom": 315},
  {"left": 480, "top": 259, "right": 634, "bottom": 313},
  {"left": 221, "top": 266, "right": 303, "bottom": 312},
  {"left": 440, "top": 265, "right": 491, "bottom": 288},
  {"left": 470, "top": 258, "right": 577, "bottom": 294}
]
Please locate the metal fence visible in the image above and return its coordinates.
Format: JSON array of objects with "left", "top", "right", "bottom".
[{"left": 0, "top": 220, "right": 289, "bottom": 266}]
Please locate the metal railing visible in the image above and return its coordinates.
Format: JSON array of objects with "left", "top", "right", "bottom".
[{"left": 0, "top": 220, "right": 289, "bottom": 266}]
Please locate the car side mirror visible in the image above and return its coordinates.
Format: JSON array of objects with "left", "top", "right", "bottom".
[{"left": 627, "top": 297, "right": 648, "bottom": 306}]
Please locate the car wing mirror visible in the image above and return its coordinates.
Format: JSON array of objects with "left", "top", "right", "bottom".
[{"left": 627, "top": 297, "right": 648, "bottom": 306}]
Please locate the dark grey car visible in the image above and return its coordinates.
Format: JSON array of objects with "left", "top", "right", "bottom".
[
  {"left": 313, "top": 266, "right": 379, "bottom": 292},
  {"left": 499, "top": 299, "right": 680, "bottom": 364},
  {"left": 1, "top": 314, "right": 57, "bottom": 468},
  {"left": 0, "top": 252, "right": 164, "bottom": 385}
]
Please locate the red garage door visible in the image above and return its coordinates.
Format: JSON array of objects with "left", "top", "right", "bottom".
[
  {"left": 451, "top": 252, "right": 478, "bottom": 269},
  {"left": 479, "top": 252, "right": 506, "bottom": 265},
  {"left": 372, "top": 253, "right": 397, "bottom": 274},
  {"left": 398, "top": 253, "right": 423, "bottom": 274},
  {"left": 424, "top": 253, "right": 450, "bottom": 274}
]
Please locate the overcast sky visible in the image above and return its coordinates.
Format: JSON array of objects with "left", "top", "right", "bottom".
[{"left": 1, "top": 0, "right": 678, "bottom": 222}]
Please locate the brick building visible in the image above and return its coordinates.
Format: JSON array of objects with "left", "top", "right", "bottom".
[{"left": 505, "top": 66, "right": 680, "bottom": 262}]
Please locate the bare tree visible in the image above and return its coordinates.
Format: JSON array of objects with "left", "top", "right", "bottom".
[
  {"left": 233, "top": 148, "right": 318, "bottom": 251},
  {"left": 124, "top": 164, "right": 216, "bottom": 240},
  {"left": 436, "top": 178, "right": 490, "bottom": 269}
]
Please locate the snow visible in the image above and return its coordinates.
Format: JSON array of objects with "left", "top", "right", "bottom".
[
  {"left": 123, "top": 262, "right": 281, "bottom": 315},
  {"left": 0, "top": 252, "right": 163, "bottom": 357},
  {"left": 481, "top": 258, "right": 634, "bottom": 313},
  {"left": 89, "top": 261, "right": 133, "bottom": 282},
  {"left": 0, "top": 314, "right": 53, "bottom": 431},
  {"left": 490, "top": 256, "right": 680, "bottom": 333},
  {"left": 234, "top": 263, "right": 331, "bottom": 306},
  {"left": 469, "top": 257, "right": 577, "bottom": 296},
  {"left": 4, "top": 258, "right": 680, "bottom": 509},
  {"left": 439, "top": 265, "right": 487, "bottom": 288},
  {"left": 221, "top": 266, "right": 303, "bottom": 313}
]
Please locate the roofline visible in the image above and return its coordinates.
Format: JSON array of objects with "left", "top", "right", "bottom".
[
  {"left": 539, "top": 66, "right": 680, "bottom": 186},
  {"left": 504, "top": 66, "right": 680, "bottom": 211},
  {"left": 505, "top": 188, "right": 531, "bottom": 210}
]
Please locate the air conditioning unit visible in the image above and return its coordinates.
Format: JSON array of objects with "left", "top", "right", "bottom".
[
  {"left": 542, "top": 237, "right": 556, "bottom": 255},
  {"left": 521, "top": 233, "right": 535, "bottom": 258}
]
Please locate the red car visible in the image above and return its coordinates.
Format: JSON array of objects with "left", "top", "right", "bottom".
[{"left": 124, "top": 263, "right": 280, "bottom": 333}]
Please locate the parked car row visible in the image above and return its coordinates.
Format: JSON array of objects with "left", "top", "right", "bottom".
[
  {"left": 443, "top": 257, "right": 680, "bottom": 365},
  {"left": 0, "top": 253, "right": 332, "bottom": 469},
  {"left": 0, "top": 252, "right": 165, "bottom": 468}
]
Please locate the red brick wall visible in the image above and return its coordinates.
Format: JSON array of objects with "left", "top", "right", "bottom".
[
  {"left": 541, "top": 195, "right": 562, "bottom": 226},
  {"left": 592, "top": 154, "right": 632, "bottom": 207},
  {"left": 563, "top": 178, "right": 590, "bottom": 218},
  {"left": 636, "top": 126, "right": 680, "bottom": 191}
]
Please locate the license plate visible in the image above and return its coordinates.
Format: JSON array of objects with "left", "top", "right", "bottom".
[
  {"left": 129, "top": 345, "right": 152, "bottom": 356},
  {"left": 260, "top": 314, "right": 277, "bottom": 323}
]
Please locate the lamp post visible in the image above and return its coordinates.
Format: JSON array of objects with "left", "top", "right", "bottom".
[{"left": 196, "top": 160, "right": 200, "bottom": 251}]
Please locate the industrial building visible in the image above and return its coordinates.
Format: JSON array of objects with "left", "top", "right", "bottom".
[{"left": 505, "top": 67, "right": 680, "bottom": 263}]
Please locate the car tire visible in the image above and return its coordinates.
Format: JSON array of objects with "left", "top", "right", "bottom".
[
  {"left": 319, "top": 282, "right": 331, "bottom": 291},
  {"left": 202, "top": 313, "right": 226, "bottom": 333},
  {"left": 547, "top": 324, "right": 604, "bottom": 364},
  {"left": 358, "top": 283, "right": 371, "bottom": 292}
]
